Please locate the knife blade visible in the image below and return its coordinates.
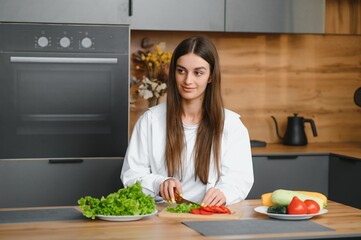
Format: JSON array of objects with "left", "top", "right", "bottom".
[
  {"left": 179, "top": 197, "right": 197, "bottom": 205},
  {"left": 174, "top": 190, "right": 197, "bottom": 205}
]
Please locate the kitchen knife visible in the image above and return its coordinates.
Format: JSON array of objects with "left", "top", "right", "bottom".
[{"left": 174, "top": 191, "right": 198, "bottom": 205}]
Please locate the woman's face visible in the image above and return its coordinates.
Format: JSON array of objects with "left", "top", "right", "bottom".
[{"left": 175, "top": 53, "right": 211, "bottom": 103}]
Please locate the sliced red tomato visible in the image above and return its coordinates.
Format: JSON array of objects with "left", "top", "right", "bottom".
[
  {"left": 200, "top": 206, "right": 214, "bottom": 213},
  {"left": 219, "top": 206, "right": 231, "bottom": 214},
  {"left": 199, "top": 209, "right": 213, "bottom": 215},
  {"left": 190, "top": 209, "right": 201, "bottom": 214},
  {"left": 213, "top": 206, "right": 227, "bottom": 213},
  {"left": 199, "top": 205, "right": 231, "bottom": 214},
  {"left": 304, "top": 199, "right": 320, "bottom": 214}
]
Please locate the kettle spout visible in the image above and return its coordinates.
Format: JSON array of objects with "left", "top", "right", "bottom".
[{"left": 271, "top": 116, "right": 284, "bottom": 140}]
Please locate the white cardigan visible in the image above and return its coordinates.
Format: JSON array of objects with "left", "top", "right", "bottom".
[{"left": 121, "top": 103, "right": 254, "bottom": 205}]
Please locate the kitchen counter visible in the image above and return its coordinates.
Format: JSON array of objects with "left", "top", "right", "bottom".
[
  {"left": 1, "top": 200, "right": 361, "bottom": 240},
  {"left": 252, "top": 142, "right": 361, "bottom": 160}
]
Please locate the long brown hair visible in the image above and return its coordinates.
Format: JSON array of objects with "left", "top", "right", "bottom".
[{"left": 165, "top": 36, "right": 224, "bottom": 184}]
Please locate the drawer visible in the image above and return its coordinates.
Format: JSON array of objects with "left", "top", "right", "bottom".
[
  {"left": 0, "top": 158, "right": 123, "bottom": 207},
  {"left": 247, "top": 155, "right": 329, "bottom": 199}
]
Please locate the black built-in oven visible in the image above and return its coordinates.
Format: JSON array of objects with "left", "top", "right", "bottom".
[{"left": 0, "top": 23, "right": 129, "bottom": 159}]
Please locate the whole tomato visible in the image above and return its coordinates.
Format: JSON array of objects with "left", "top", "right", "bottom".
[
  {"left": 304, "top": 199, "right": 320, "bottom": 214},
  {"left": 287, "top": 196, "right": 307, "bottom": 214}
]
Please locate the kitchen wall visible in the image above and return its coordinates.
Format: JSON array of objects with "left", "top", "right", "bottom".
[
  {"left": 130, "top": 31, "right": 361, "bottom": 144},
  {"left": 325, "top": 0, "right": 361, "bottom": 34}
]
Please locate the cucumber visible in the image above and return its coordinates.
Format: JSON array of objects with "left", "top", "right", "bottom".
[
  {"left": 271, "top": 189, "right": 325, "bottom": 209},
  {"left": 267, "top": 205, "right": 287, "bottom": 214}
]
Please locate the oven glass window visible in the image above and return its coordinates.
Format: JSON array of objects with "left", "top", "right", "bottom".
[
  {"left": 1, "top": 55, "right": 128, "bottom": 159},
  {"left": 16, "top": 67, "right": 111, "bottom": 135}
]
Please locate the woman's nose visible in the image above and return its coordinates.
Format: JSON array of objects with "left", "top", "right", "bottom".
[{"left": 184, "top": 74, "right": 192, "bottom": 84}]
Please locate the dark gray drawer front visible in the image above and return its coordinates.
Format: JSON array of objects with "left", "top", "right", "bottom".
[
  {"left": 329, "top": 155, "right": 361, "bottom": 209},
  {"left": 247, "top": 155, "right": 329, "bottom": 199},
  {"left": 0, "top": 158, "right": 123, "bottom": 208}
]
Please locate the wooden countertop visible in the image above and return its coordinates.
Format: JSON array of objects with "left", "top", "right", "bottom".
[
  {"left": 251, "top": 142, "right": 361, "bottom": 160},
  {"left": 1, "top": 200, "right": 361, "bottom": 240}
]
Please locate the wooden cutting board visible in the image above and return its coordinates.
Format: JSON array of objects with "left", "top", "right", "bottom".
[{"left": 158, "top": 207, "right": 242, "bottom": 220}]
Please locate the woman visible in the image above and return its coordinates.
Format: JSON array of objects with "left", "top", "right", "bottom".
[{"left": 121, "top": 36, "right": 253, "bottom": 206}]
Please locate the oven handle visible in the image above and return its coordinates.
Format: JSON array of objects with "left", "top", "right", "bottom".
[{"left": 10, "top": 56, "right": 118, "bottom": 64}]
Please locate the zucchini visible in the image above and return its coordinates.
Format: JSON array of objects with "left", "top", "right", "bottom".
[
  {"left": 262, "top": 190, "right": 328, "bottom": 208},
  {"left": 271, "top": 189, "right": 326, "bottom": 209},
  {"left": 267, "top": 205, "right": 287, "bottom": 214}
]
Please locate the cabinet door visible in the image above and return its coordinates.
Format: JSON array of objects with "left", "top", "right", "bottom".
[
  {"left": 0, "top": 158, "right": 124, "bottom": 208},
  {"left": 247, "top": 155, "right": 329, "bottom": 199},
  {"left": 131, "top": 0, "right": 225, "bottom": 31},
  {"left": 329, "top": 155, "right": 361, "bottom": 209},
  {"left": 225, "top": 0, "right": 325, "bottom": 33},
  {"left": 0, "top": 0, "right": 131, "bottom": 24}
]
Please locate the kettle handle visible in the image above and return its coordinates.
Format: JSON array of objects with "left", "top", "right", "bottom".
[{"left": 304, "top": 118, "right": 318, "bottom": 137}]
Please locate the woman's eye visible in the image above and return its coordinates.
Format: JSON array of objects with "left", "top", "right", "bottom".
[
  {"left": 194, "top": 71, "right": 204, "bottom": 76},
  {"left": 177, "top": 68, "right": 185, "bottom": 74}
]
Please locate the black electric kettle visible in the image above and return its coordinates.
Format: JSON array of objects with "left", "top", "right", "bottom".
[{"left": 271, "top": 113, "right": 318, "bottom": 146}]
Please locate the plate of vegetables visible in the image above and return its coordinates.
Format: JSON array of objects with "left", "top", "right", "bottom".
[
  {"left": 254, "top": 206, "right": 328, "bottom": 220},
  {"left": 78, "top": 182, "right": 157, "bottom": 221},
  {"left": 96, "top": 210, "right": 158, "bottom": 222},
  {"left": 254, "top": 189, "right": 328, "bottom": 220}
]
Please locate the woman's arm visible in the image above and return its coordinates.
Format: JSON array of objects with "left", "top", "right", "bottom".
[
  {"left": 213, "top": 114, "right": 254, "bottom": 205},
  {"left": 120, "top": 110, "right": 169, "bottom": 198}
]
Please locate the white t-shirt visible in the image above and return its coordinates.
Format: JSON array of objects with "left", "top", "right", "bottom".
[{"left": 121, "top": 103, "right": 254, "bottom": 205}]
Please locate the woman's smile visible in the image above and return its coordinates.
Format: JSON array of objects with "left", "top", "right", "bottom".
[{"left": 182, "top": 86, "right": 195, "bottom": 92}]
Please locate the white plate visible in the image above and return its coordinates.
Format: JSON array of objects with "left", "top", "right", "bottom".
[
  {"left": 96, "top": 210, "right": 158, "bottom": 222},
  {"left": 254, "top": 206, "right": 328, "bottom": 220}
]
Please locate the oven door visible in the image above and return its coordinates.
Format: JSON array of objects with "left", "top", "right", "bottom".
[{"left": 0, "top": 52, "right": 129, "bottom": 159}]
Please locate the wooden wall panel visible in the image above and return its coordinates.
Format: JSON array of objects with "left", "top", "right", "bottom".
[
  {"left": 130, "top": 31, "right": 361, "bottom": 144},
  {"left": 325, "top": 0, "right": 361, "bottom": 34}
]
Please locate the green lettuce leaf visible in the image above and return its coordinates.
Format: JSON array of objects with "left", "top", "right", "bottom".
[
  {"left": 78, "top": 182, "right": 156, "bottom": 219},
  {"left": 166, "top": 203, "right": 200, "bottom": 213}
]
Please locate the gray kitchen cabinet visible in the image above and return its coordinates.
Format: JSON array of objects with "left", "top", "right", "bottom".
[
  {"left": 130, "top": 0, "right": 225, "bottom": 31},
  {"left": 0, "top": 0, "right": 131, "bottom": 24},
  {"left": 225, "top": 0, "right": 325, "bottom": 34},
  {"left": 328, "top": 155, "right": 361, "bottom": 209},
  {"left": 131, "top": 0, "right": 326, "bottom": 33},
  {"left": 0, "top": 158, "right": 124, "bottom": 208},
  {"left": 247, "top": 155, "right": 329, "bottom": 199}
]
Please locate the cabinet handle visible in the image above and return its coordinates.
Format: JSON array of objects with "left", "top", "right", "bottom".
[
  {"left": 11, "top": 56, "right": 118, "bottom": 64},
  {"left": 267, "top": 155, "right": 298, "bottom": 160},
  {"left": 129, "top": 0, "right": 133, "bottom": 16},
  {"left": 49, "top": 159, "right": 84, "bottom": 164},
  {"left": 337, "top": 156, "right": 358, "bottom": 163}
]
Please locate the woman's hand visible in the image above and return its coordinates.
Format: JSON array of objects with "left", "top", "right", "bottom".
[
  {"left": 159, "top": 178, "right": 182, "bottom": 204},
  {"left": 202, "top": 187, "right": 226, "bottom": 206}
]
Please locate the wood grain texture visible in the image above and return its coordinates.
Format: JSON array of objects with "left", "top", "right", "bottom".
[
  {"left": 252, "top": 142, "right": 361, "bottom": 160},
  {"left": 1, "top": 201, "right": 361, "bottom": 240},
  {"left": 326, "top": 0, "right": 361, "bottom": 34},
  {"left": 130, "top": 31, "right": 361, "bottom": 144}
]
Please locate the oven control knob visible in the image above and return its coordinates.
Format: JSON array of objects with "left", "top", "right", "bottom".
[
  {"left": 81, "top": 37, "right": 92, "bottom": 48},
  {"left": 37, "top": 36, "right": 49, "bottom": 48},
  {"left": 60, "top": 37, "right": 71, "bottom": 48}
]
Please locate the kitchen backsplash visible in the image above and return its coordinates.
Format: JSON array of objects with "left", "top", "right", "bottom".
[{"left": 130, "top": 30, "right": 361, "bottom": 144}]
